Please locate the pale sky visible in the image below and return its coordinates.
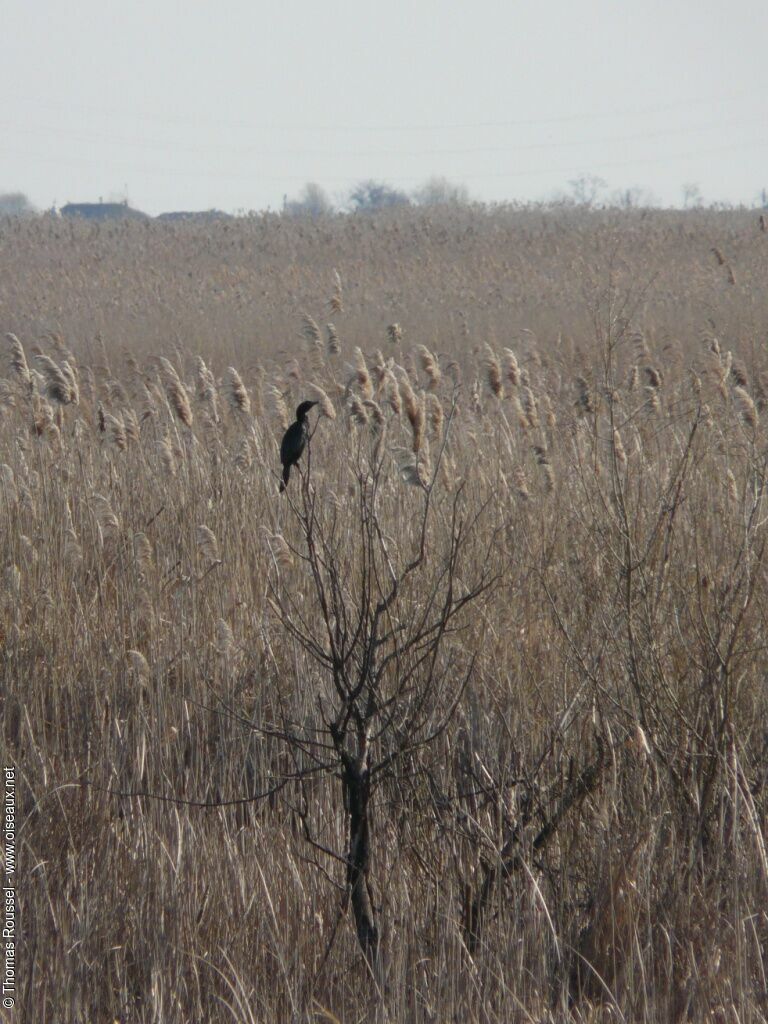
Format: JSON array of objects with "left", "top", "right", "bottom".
[{"left": 2, "top": 0, "right": 767, "bottom": 214}]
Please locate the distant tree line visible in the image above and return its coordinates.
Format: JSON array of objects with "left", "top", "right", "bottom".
[
  {"left": 283, "top": 176, "right": 472, "bottom": 215},
  {"left": 3, "top": 179, "right": 768, "bottom": 221},
  {"left": 0, "top": 192, "right": 37, "bottom": 217}
]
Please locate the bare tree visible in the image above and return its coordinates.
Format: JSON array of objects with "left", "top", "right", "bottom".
[
  {"left": 413, "top": 176, "right": 470, "bottom": 206},
  {"left": 266, "top": 415, "right": 498, "bottom": 967},
  {"left": 283, "top": 182, "right": 334, "bottom": 217},
  {"left": 682, "top": 182, "right": 703, "bottom": 209},
  {"left": 568, "top": 174, "right": 608, "bottom": 207},
  {"left": 349, "top": 180, "right": 411, "bottom": 212},
  {"left": 0, "top": 191, "right": 36, "bottom": 217}
]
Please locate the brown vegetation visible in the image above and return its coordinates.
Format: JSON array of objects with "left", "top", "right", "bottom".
[{"left": 1, "top": 206, "right": 767, "bottom": 1021}]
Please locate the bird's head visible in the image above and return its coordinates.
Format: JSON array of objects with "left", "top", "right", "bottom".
[{"left": 296, "top": 400, "right": 318, "bottom": 420}]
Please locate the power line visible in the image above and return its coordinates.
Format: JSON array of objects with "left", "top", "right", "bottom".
[
  {"left": 10, "top": 90, "right": 756, "bottom": 135},
  {"left": 0, "top": 116, "right": 763, "bottom": 161},
  {"left": 3, "top": 136, "right": 767, "bottom": 187}
]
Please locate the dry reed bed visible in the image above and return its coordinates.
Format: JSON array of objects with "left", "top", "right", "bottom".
[{"left": 0, "top": 208, "right": 767, "bottom": 1021}]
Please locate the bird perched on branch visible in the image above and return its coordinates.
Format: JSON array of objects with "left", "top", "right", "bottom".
[{"left": 279, "top": 400, "right": 318, "bottom": 492}]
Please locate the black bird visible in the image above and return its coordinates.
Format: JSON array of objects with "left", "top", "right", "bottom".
[{"left": 279, "top": 400, "right": 318, "bottom": 491}]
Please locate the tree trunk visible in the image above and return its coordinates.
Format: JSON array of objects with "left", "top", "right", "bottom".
[{"left": 344, "top": 763, "right": 379, "bottom": 966}]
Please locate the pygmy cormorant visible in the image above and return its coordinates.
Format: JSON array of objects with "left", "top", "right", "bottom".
[{"left": 280, "top": 400, "right": 318, "bottom": 491}]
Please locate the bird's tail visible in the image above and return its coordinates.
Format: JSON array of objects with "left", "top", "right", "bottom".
[{"left": 279, "top": 464, "right": 290, "bottom": 492}]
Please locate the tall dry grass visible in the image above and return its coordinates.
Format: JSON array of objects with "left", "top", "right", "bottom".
[{"left": 1, "top": 206, "right": 767, "bottom": 1021}]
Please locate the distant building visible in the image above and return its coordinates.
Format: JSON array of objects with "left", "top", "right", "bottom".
[{"left": 60, "top": 201, "right": 149, "bottom": 221}]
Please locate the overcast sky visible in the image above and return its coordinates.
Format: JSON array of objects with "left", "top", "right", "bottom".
[{"left": 2, "top": 1, "right": 767, "bottom": 214}]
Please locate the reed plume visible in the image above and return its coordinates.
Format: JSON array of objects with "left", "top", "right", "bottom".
[
  {"left": 37, "top": 355, "right": 78, "bottom": 405},
  {"left": 513, "top": 466, "right": 530, "bottom": 501},
  {"left": 157, "top": 434, "right": 177, "bottom": 476},
  {"left": 124, "top": 409, "right": 140, "bottom": 444},
  {"left": 31, "top": 395, "right": 59, "bottom": 443},
  {"left": 416, "top": 345, "right": 441, "bottom": 390},
  {"left": 483, "top": 344, "right": 503, "bottom": 399},
  {"left": 7, "top": 333, "right": 31, "bottom": 391},
  {"left": 268, "top": 385, "right": 290, "bottom": 431},
  {"left": 734, "top": 386, "right": 758, "bottom": 433},
  {"left": 503, "top": 348, "right": 520, "bottom": 387},
  {"left": 730, "top": 360, "right": 748, "bottom": 388},
  {"left": 234, "top": 435, "right": 253, "bottom": 471},
  {"left": 127, "top": 650, "right": 150, "bottom": 682},
  {"left": 195, "top": 356, "right": 220, "bottom": 422},
  {"left": 301, "top": 313, "right": 322, "bottom": 345},
  {"left": 347, "top": 395, "right": 369, "bottom": 426},
  {"left": 196, "top": 525, "right": 221, "bottom": 566},
  {"left": 159, "top": 357, "right": 193, "bottom": 428},
  {"left": 351, "top": 348, "right": 374, "bottom": 400},
  {"left": 329, "top": 269, "right": 343, "bottom": 315},
  {"left": 383, "top": 371, "right": 402, "bottom": 416},
  {"left": 308, "top": 383, "right": 337, "bottom": 420},
  {"left": 139, "top": 381, "right": 158, "bottom": 422},
  {"left": 445, "top": 359, "right": 461, "bottom": 385},
  {"left": 426, "top": 392, "right": 444, "bottom": 440},
  {"left": 363, "top": 399, "right": 385, "bottom": 437},
  {"left": 392, "top": 446, "right": 428, "bottom": 489},
  {"left": 225, "top": 366, "right": 251, "bottom": 415},
  {"left": 63, "top": 527, "right": 83, "bottom": 569},
  {"left": 133, "top": 532, "right": 154, "bottom": 578},
  {"left": 262, "top": 528, "right": 293, "bottom": 570},
  {"left": 326, "top": 323, "right": 341, "bottom": 356},
  {"left": 399, "top": 372, "right": 424, "bottom": 452},
  {"left": 371, "top": 349, "right": 390, "bottom": 390},
  {"left": 533, "top": 444, "right": 555, "bottom": 493},
  {"left": 92, "top": 493, "right": 120, "bottom": 545},
  {"left": 215, "top": 620, "right": 235, "bottom": 657},
  {"left": 521, "top": 386, "right": 539, "bottom": 429},
  {"left": 387, "top": 323, "right": 403, "bottom": 345},
  {"left": 103, "top": 412, "right": 127, "bottom": 452}
]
